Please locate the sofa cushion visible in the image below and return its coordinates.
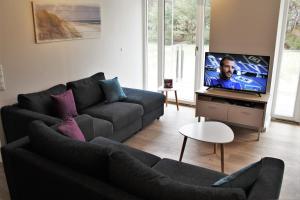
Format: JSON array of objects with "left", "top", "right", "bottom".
[
  {"left": 123, "top": 87, "right": 165, "bottom": 113},
  {"left": 108, "top": 151, "right": 246, "bottom": 200},
  {"left": 51, "top": 114, "right": 113, "bottom": 141},
  {"left": 57, "top": 117, "right": 86, "bottom": 142},
  {"left": 90, "top": 137, "right": 160, "bottom": 167},
  {"left": 51, "top": 90, "right": 78, "bottom": 119},
  {"left": 212, "top": 159, "right": 262, "bottom": 193},
  {"left": 99, "top": 77, "right": 127, "bottom": 103},
  {"left": 18, "top": 84, "right": 67, "bottom": 117},
  {"left": 29, "top": 121, "right": 110, "bottom": 180},
  {"left": 82, "top": 102, "right": 143, "bottom": 130},
  {"left": 66, "top": 73, "right": 106, "bottom": 112},
  {"left": 153, "top": 158, "right": 226, "bottom": 187}
]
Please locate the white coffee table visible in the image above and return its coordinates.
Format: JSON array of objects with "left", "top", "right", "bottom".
[{"left": 178, "top": 122, "right": 234, "bottom": 172}]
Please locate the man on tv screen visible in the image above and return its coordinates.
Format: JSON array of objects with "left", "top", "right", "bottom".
[{"left": 208, "top": 56, "right": 242, "bottom": 90}]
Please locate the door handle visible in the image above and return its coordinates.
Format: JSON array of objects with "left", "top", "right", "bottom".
[{"left": 195, "top": 46, "right": 199, "bottom": 56}]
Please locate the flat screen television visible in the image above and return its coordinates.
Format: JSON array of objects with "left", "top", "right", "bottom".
[{"left": 204, "top": 52, "right": 270, "bottom": 94}]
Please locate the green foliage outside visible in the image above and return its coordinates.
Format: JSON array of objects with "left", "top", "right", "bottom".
[
  {"left": 148, "top": 1, "right": 159, "bottom": 43},
  {"left": 148, "top": 0, "right": 211, "bottom": 46},
  {"left": 285, "top": 0, "right": 300, "bottom": 50},
  {"left": 166, "top": 0, "right": 197, "bottom": 45}
]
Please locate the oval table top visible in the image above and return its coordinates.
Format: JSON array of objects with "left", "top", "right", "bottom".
[{"left": 178, "top": 122, "right": 234, "bottom": 144}]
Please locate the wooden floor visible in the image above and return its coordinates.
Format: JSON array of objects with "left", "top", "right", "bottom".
[{"left": 0, "top": 105, "right": 299, "bottom": 199}]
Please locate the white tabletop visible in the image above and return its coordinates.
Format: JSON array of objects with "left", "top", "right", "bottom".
[
  {"left": 158, "top": 86, "right": 177, "bottom": 92},
  {"left": 179, "top": 122, "right": 234, "bottom": 144}
]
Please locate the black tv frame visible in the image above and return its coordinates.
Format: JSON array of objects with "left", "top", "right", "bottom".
[{"left": 203, "top": 52, "right": 270, "bottom": 95}]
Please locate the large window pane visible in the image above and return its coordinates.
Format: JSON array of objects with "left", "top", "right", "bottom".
[
  {"left": 204, "top": 0, "right": 211, "bottom": 52},
  {"left": 164, "top": 0, "right": 197, "bottom": 102},
  {"left": 147, "top": 0, "right": 159, "bottom": 91},
  {"left": 274, "top": 0, "right": 300, "bottom": 117}
]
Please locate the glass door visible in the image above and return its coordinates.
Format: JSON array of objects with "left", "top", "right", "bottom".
[
  {"left": 145, "top": 0, "right": 210, "bottom": 104},
  {"left": 146, "top": 0, "right": 159, "bottom": 91},
  {"left": 164, "top": 0, "right": 198, "bottom": 102},
  {"left": 273, "top": 0, "right": 300, "bottom": 122}
]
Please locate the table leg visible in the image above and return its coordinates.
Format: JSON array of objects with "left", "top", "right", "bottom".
[
  {"left": 175, "top": 90, "right": 179, "bottom": 111},
  {"left": 179, "top": 136, "right": 188, "bottom": 162},
  {"left": 220, "top": 144, "right": 224, "bottom": 173},
  {"left": 198, "top": 116, "right": 201, "bottom": 122},
  {"left": 214, "top": 143, "right": 217, "bottom": 154},
  {"left": 257, "top": 130, "right": 261, "bottom": 141},
  {"left": 165, "top": 91, "right": 168, "bottom": 107}
]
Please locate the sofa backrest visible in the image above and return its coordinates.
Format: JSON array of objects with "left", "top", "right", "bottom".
[
  {"left": 1, "top": 137, "right": 142, "bottom": 200},
  {"left": 28, "top": 120, "right": 110, "bottom": 180},
  {"left": 67, "top": 72, "right": 106, "bottom": 112},
  {"left": 18, "top": 84, "right": 67, "bottom": 117},
  {"left": 108, "top": 151, "right": 247, "bottom": 200}
]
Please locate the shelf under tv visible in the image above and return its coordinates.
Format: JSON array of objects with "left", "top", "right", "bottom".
[{"left": 195, "top": 88, "right": 270, "bottom": 141}]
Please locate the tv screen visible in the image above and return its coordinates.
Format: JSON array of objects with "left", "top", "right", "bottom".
[{"left": 204, "top": 52, "right": 270, "bottom": 94}]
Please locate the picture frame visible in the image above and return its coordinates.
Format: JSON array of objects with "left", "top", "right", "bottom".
[{"left": 32, "top": 0, "right": 101, "bottom": 43}]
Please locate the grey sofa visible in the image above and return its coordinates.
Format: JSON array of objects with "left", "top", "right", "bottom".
[
  {"left": 1, "top": 120, "right": 285, "bottom": 200},
  {"left": 1, "top": 72, "right": 165, "bottom": 143}
]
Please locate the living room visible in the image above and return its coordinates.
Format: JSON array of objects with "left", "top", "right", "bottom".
[{"left": 0, "top": 0, "right": 299, "bottom": 199}]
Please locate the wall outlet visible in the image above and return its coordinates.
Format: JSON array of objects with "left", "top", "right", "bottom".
[{"left": 0, "top": 65, "right": 6, "bottom": 91}]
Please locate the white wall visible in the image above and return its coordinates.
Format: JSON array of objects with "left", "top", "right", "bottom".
[
  {"left": 210, "top": 0, "right": 281, "bottom": 93},
  {"left": 0, "top": 0, "right": 144, "bottom": 145},
  {"left": 209, "top": 0, "right": 282, "bottom": 128},
  {"left": 0, "top": 0, "right": 143, "bottom": 107}
]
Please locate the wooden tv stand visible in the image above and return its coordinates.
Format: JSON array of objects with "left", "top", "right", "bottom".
[{"left": 195, "top": 89, "right": 270, "bottom": 141}]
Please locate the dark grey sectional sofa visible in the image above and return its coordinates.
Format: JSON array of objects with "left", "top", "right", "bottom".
[
  {"left": 1, "top": 72, "right": 165, "bottom": 143},
  {"left": 1, "top": 120, "right": 285, "bottom": 200}
]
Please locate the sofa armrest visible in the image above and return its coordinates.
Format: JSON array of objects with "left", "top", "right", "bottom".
[
  {"left": 1, "top": 105, "right": 62, "bottom": 143},
  {"left": 1, "top": 137, "right": 31, "bottom": 200},
  {"left": 122, "top": 87, "right": 165, "bottom": 109},
  {"left": 247, "top": 157, "right": 284, "bottom": 200},
  {"left": 123, "top": 87, "right": 165, "bottom": 100}
]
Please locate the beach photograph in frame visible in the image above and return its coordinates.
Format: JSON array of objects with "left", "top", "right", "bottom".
[{"left": 32, "top": 0, "right": 101, "bottom": 43}]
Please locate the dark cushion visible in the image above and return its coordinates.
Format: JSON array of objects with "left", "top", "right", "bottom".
[
  {"left": 212, "top": 159, "right": 262, "bottom": 193},
  {"left": 18, "top": 84, "right": 67, "bottom": 117},
  {"left": 82, "top": 102, "right": 143, "bottom": 130},
  {"left": 67, "top": 73, "right": 106, "bottom": 112},
  {"left": 108, "top": 151, "right": 246, "bottom": 200},
  {"left": 51, "top": 89, "right": 78, "bottom": 119},
  {"left": 153, "top": 158, "right": 226, "bottom": 187},
  {"left": 57, "top": 117, "right": 86, "bottom": 142},
  {"left": 51, "top": 114, "right": 113, "bottom": 141},
  {"left": 123, "top": 87, "right": 165, "bottom": 113},
  {"left": 90, "top": 137, "right": 160, "bottom": 167},
  {"left": 29, "top": 121, "right": 110, "bottom": 180},
  {"left": 99, "top": 77, "right": 127, "bottom": 103}
]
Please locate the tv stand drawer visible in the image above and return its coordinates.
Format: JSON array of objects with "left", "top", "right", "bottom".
[
  {"left": 197, "top": 101, "right": 228, "bottom": 121},
  {"left": 228, "top": 106, "right": 264, "bottom": 128}
]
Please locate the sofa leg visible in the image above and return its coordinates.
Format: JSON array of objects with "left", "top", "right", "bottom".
[{"left": 157, "top": 117, "right": 160, "bottom": 120}]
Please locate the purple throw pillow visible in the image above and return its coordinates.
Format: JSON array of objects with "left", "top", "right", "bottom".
[
  {"left": 57, "top": 117, "right": 86, "bottom": 142},
  {"left": 51, "top": 89, "right": 78, "bottom": 119}
]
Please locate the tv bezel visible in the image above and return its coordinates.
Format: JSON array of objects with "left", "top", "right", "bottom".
[{"left": 203, "top": 52, "right": 270, "bottom": 95}]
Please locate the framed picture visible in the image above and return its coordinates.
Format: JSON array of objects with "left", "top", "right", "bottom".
[
  {"left": 164, "top": 79, "right": 173, "bottom": 88},
  {"left": 32, "top": 0, "right": 101, "bottom": 43}
]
